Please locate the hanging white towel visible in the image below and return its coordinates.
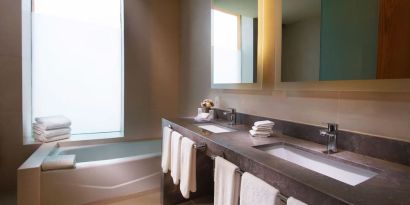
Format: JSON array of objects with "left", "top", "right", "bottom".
[
  {"left": 34, "top": 115, "right": 71, "bottom": 130},
  {"left": 161, "top": 126, "right": 173, "bottom": 173},
  {"left": 179, "top": 137, "right": 197, "bottom": 199},
  {"left": 287, "top": 197, "right": 308, "bottom": 205},
  {"left": 41, "top": 155, "right": 76, "bottom": 171},
  {"left": 214, "top": 157, "right": 241, "bottom": 205},
  {"left": 170, "top": 131, "right": 183, "bottom": 185},
  {"left": 240, "top": 172, "right": 279, "bottom": 205}
]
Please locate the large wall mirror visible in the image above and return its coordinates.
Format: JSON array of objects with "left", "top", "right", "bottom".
[
  {"left": 211, "top": 0, "right": 264, "bottom": 89},
  {"left": 276, "top": 0, "right": 410, "bottom": 91}
]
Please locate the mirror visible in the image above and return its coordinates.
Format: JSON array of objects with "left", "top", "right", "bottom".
[
  {"left": 211, "top": 0, "right": 259, "bottom": 86},
  {"left": 281, "top": 0, "right": 410, "bottom": 82}
]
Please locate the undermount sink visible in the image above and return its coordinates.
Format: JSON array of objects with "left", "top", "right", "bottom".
[
  {"left": 195, "top": 123, "right": 236, "bottom": 133},
  {"left": 256, "top": 144, "right": 378, "bottom": 186}
]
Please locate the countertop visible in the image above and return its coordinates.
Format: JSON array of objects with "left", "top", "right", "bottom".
[{"left": 163, "top": 117, "right": 410, "bottom": 205}]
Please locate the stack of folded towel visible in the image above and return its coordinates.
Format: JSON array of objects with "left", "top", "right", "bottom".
[
  {"left": 33, "top": 116, "right": 72, "bottom": 142},
  {"left": 249, "top": 120, "right": 275, "bottom": 137}
]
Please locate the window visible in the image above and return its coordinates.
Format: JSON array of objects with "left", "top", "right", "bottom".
[
  {"left": 212, "top": 9, "right": 242, "bottom": 84},
  {"left": 23, "top": 0, "right": 124, "bottom": 142}
]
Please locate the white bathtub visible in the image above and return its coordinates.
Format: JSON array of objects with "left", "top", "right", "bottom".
[{"left": 39, "top": 140, "right": 162, "bottom": 205}]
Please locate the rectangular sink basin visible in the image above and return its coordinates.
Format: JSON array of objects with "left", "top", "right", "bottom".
[
  {"left": 195, "top": 123, "right": 235, "bottom": 133},
  {"left": 256, "top": 144, "right": 377, "bottom": 186}
]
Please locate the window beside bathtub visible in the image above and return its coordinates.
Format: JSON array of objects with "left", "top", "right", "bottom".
[{"left": 22, "top": 0, "right": 124, "bottom": 144}]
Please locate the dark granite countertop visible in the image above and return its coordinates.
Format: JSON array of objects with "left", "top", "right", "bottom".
[{"left": 163, "top": 117, "right": 410, "bottom": 205}]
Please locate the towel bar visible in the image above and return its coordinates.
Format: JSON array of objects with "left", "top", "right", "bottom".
[
  {"left": 210, "top": 154, "right": 288, "bottom": 204},
  {"left": 193, "top": 143, "right": 207, "bottom": 151}
]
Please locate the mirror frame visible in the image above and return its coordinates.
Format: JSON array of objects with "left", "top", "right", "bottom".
[
  {"left": 273, "top": 0, "right": 410, "bottom": 92},
  {"left": 211, "top": 0, "right": 265, "bottom": 90}
]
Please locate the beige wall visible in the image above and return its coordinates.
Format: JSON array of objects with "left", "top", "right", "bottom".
[
  {"left": 180, "top": 0, "right": 410, "bottom": 142},
  {"left": 124, "top": 0, "right": 180, "bottom": 138},
  {"left": 0, "top": 0, "right": 181, "bottom": 196}
]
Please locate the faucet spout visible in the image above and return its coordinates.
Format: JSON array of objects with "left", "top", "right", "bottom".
[
  {"left": 320, "top": 123, "right": 338, "bottom": 154},
  {"left": 222, "top": 108, "right": 236, "bottom": 125}
]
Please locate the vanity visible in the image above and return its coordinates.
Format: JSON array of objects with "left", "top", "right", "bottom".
[{"left": 161, "top": 112, "right": 410, "bottom": 205}]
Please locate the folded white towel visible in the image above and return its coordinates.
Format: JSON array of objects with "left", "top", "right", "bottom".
[
  {"left": 34, "top": 134, "right": 70, "bottom": 143},
  {"left": 252, "top": 126, "right": 273, "bottom": 132},
  {"left": 161, "top": 126, "right": 173, "bottom": 173},
  {"left": 33, "top": 127, "right": 71, "bottom": 139},
  {"left": 287, "top": 197, "right": 307, "bottom": 205},
  {"left": 41, "top": 155, "right": 76, "bottom": 171},
  {"left": 240, "top": 172, "right": 279, "bottom": 205},
  {"left": 35, "top": 115, "right": 71, "bottom": 130},
  {"left": 180, "top": 137, "right": 197, "bottom": 199},
  {"left": 249, "top": 130, "right": 271, "bottom": 138},
  {"left": 254, "top": 120, "right": 275, "bottom": 127},
  {"left": 171, "top": 131, "right": 183, "bottom": 185},
  {"left": 214, "top": 157, "right": 241, "bottom": 205}
]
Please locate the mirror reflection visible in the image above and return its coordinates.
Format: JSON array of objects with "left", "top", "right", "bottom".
[
  {"left": 212, "top": 0, "right": 258, "bottom": 84},
  {"left": 281, "top": 0, "right": 410, "bottom": 82}
]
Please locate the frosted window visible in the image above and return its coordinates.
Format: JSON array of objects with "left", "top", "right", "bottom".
[
  {"left": 32, "top": 0, "right": 123, "bottom": 134},
  {"left": 212, "top": 9, "right": 242, "bottom": 84}
]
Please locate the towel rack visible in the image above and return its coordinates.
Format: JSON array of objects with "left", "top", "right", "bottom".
[
  {"left": 193, "top": 143, "right": 207, "bottom": 151},
  {"left": 167, "top": 124, "right": 207, "bottom": 152},
  {"left": 210, "top": 155, "right": 289, "bottom": 204}
]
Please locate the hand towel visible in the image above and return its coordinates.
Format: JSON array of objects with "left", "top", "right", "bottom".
[
  {"left": 33, "top": 128, "right": 71, "bottom": 139},
  {"left": 180, "top": 137, "right": 197, "bottom": 199},
  {"left": 161, "top": 126, "right": 173, "bottom": 173},
  {"left": 249, "top": 130, "right": 271, "bottom": 138},
  {"left": 252, "top": 126, "right": 273, "bottom": 132},
  {"left": 34, "top": 134, "right": 70, "bottom": 143},
  {"left": 254, "top": 120, "right": 275, "bottom": 127},
  {"left": 287, "top": 197, "right": 307, "bottom": 205},
  {"left": 240, "top": 172, "right": 279, "bottom": 205},
  {"left": 170, "top": 131, "right": 183, "bottom": 185},
  {"left": 214, "top": 157, "right": 241, "bottom": 205},
  {"left": 41, "top": 155, "right": 76, "bottom": 171},
  {"left": 35, "top": 115, "right": 71, "bottom": 130}
]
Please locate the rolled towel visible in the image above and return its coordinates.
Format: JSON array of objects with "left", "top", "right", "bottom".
[
  {"left": 287, "top": 197, "right": 307, "bottom": 205},
  {"left": 41, "top": 155, "right": 76, "bottom": 171},
  {"left": 180, "top": 137, "right": 197, "bottom": 199},
  {"left": 161, "top": 126, "right": 173, "bottom": 173},
  {"left": 35, "top": 115, "right": 71, "bottom": 130},
  {"left": 33, "top": 127, "right": 71, "bottom": 139},
  {"left": 35, "top": 134, "right": 70, "bottom": 143},
  {"left": 240, "top": 172, "right": 279, "bottom": 205},
  {"left": 254, "top": 120, "right": 275, "bottom": 127}
]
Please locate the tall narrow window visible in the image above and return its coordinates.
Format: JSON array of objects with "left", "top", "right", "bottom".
[
  {"left": 29, "top": 0, "right": 123, "bottom": 136},
  {"left": 212, "top": 9, "right": 242, "bottom": 84}
]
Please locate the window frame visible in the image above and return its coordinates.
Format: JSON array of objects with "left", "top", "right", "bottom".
[{"left": 22, "top": 0, "right": 125, "bottom": 144}]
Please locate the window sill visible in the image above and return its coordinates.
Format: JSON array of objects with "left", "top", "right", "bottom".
[{"left": 23, "top": 131, "right": 124, "bottom": 146}]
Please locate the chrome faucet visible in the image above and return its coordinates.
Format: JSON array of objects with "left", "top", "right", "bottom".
[
  {"left": 320, "top": 123, "right": 338, "bottom": 154},
  {"left": 222, "top": 108, "right": 236, "bottom": 125}
]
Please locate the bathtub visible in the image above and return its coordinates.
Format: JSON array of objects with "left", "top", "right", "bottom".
[{"left": 39, "top": 139, "right": 162, "bottom": 205}]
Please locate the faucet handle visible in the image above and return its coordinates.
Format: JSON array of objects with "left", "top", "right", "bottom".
[{"left": 321, "top": 122, "right": 338, "bottom": 132}]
